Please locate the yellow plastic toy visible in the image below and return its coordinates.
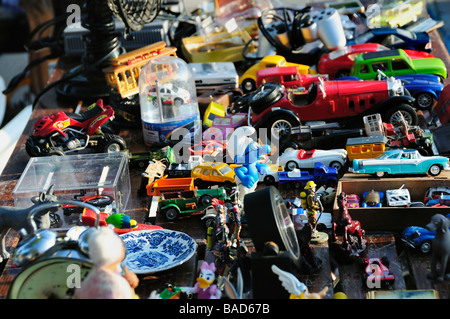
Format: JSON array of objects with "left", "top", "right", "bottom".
[
  {"left": 191, "top": 162, "right": 236, "bottom": 184},
  {"left": 203, "top": 101, "right": 227, "bottom": 127}
]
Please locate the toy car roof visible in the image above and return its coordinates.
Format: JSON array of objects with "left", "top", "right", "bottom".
[
  {"left": 361, "top": 49, "right": 401, "bottom": 60},
  {"left": 257, "top": 65, "right": 299, "bottom": 77}
]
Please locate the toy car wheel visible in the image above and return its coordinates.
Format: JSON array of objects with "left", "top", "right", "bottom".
[
  {"left": 428, "top": 164, "right": 442, "bottom": 176},
  {"left": 248, "top": 83, "right": 283, "bottom": 111},
  {"left": 174, "top": 98, "right": 183, "bottom": 107},
  {"left": 374, "top": 171, "right": 386, "bottom": 178},
  {"left": 266, "top": 114, "right": 300, "bottom": 141},
  {"left": 241, "top": 78, "right": 256, "bottom": 93},
  {"left": 100, "top": 135, "right": 127, "bottom": 153},
  {"left": 383, "top": 104, "right": 418, "bottom": 127},
  {"left": 204, "top": 217, "right": 217, "bottom": 229},
  {"left": 264, "top": 175, "right": 276, "bottom": 185},
  {"left": 419, "top": 240, "right": 432, "bottom": 254},
  {"left": 200, "top": 194, "right": 213, "bottom": 207},
  {"left": 164, "top": 207, "right": 179, "bottom": 221},
  {"left": 285, "top": 161, "right": 299, "bottom": 171},
  {"left": 329, "top": 161, "right": 344, "bottom": 173},
  {"left": 415, "top": 92, "right": 435, "bottom": 109},
  {"left": 280, "top": 141, "right": 299, "bottom": 154}
]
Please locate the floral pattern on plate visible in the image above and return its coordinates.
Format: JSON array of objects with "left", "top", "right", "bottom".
[{"left": 120, "top": 229, "right": 196, "bottom": 274}]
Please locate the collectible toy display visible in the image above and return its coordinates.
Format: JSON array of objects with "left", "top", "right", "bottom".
[{"left": 2, "top": 0, "right": 450, "bottom": 301}]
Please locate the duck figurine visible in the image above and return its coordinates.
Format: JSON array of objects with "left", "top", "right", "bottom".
[{"left": 194, "top": 262, "right": 222, "bottom": 299}]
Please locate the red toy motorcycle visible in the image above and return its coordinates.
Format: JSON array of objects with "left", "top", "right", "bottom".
[{"left": 26, "top": 99, "right": 126, "bottom": 157}]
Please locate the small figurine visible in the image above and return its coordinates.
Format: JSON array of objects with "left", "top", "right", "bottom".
[
  {"left": 271, "top": 265, "right": 328, "bottom": 299},
  {"left": 227, "top": 204, "right": 241, "bottom": 248},
  {"left": 331, "top": 192, "right": 366, "bottom": 257},
  {"left": 227, "top": 126, "right": 271, "bottom": 204},
  {"left": 426, "top": 214, "right": 450, "bottom": 282},
  {"left": 106, "top": 213, "right": 138, "bottom": 229},
  {"left": 215, "top": 204, "right": 230, "bottom": 245},
  {"left": 75, "top": 227, "right": 139, "bottom": 299},
  {"left": 0, "top": 185, "right": 57, "bottom": 263},
  {"left": 193, "top": 262, "right": 222, "bottom": 299}
]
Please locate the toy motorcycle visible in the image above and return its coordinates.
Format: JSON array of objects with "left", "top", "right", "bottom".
[{"left": 25, "top": 99, "right": 126, "bottom": 157}]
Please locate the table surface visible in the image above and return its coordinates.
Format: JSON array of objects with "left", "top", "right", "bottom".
[{"left": 1, "top": 24, "right": 450, "bottom": 300}]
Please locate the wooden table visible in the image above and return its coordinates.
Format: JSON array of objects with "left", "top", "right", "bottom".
[{"left": 1, "top": 19, "right": 450, "bottom": 299}]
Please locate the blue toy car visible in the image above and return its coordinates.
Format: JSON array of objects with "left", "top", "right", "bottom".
[
  {"left": 362, "top": 189, "right": 384, "bottom": 207},
  {"left": 340, "top": 73, "right": 444, "bottom": 110},
  {"left": 277, "top": 162, "right": 338, "bottom": 188},
  {"left": 402, "top": 214, "right": 450, "bottom": 254},
  {"left": 351, "top": 149, "right": 449, "bottom": 178},
  {"left": 349, "top": 27, "right": 432, "bottom": 52}
]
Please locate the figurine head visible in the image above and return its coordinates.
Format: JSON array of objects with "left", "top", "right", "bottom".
[
  {"left": 197, "top": 262, "right": 216, "bottom": 289},
  {"left": 305, "top": 181, "right": 316, "bottom": 191},
  {"left": 227, "top": 126, "right": 270, "bottom": 165},
  {"left": 88, "top": 226, "right": 126, "bottom": 267}
]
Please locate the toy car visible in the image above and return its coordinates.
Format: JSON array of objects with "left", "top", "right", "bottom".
[
  {"left": 191, "top": 162, "right": 236, "bottom": 186},
  {"left": 402, "top": 226, "right": 437, "bottom": 254},
  {"left": 317, "top": 43, "right": 390, "bottom": 79},
  {"left": 189, "top": 140, "right": 227, "bottom": 158},
  {"left": 205, "top": 112, "right": 249, "bottom": 141},
  {"left": 239, "top": 55, "right": 314, "bottom": 92},
  {"left": 256, "top": 66, "right": 324, "bottom": 89},
  {"left": 147, "top": 83, "right": 191, "bottom": 107},
  {"left": 424, "top": 186, "right": 450, "bottom": 204},
  {"left": 351, "top": 149, "right": 449, "bottom": 177},
  {"left": 348, "top": 27, "right": 432, "bottom": 52},
  {"left": 359, "top": 257, "right": 395, "bottom": 288},
  {"left": 278, "top": 162, "right": 338, "bottom": 188},
  {"left": 246, "top": 76, "right": 417, "bottom": 140},
  {"left": 368, "top": 0, "right": 423, "bottom": 28},
  {"left": 350, "top": 49, "right": 447, "bottom": 81},
  {"left": 386, "top": 185, "right": 411, "bottom": 207},
  {"left": 346, "top": 194, "right": 360, "bottom": 208},
  {"left": 278, "top": 148, "right": 348, "bottom": 173},
  {"left": 362, "top": 189, "right": 384, "bottom": 207}
]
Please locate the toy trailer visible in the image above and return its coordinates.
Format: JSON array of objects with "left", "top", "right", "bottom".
[
  {"left": 147, "top": 176, "right": 196, "bottom": 196},
  {"left": 346, "top": 135, "right": 387, "bottom": 161}
]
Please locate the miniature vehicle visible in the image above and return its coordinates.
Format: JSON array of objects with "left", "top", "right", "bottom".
[
  {"left": 166, "top": 155, "right": 204, "bottom": 178},
  {"left": 362, "top": 189, "right": 384, "bottom": 207},
  {"left": 369, "top": 0, "right": 423, "bottom": 28},
  {"left": 246, "top": 76, "right": 417, "bottom": 140},
  {"left": 346, "top": 136, "right": 387, "bottom": 161},
  {"left": 62, "top": 191, "right": 115, "bottom": 216},
  {"left": 146, "top": 176, "right": 196, "bottom": 197},
  {"left": 255, "top": 66, "right": 324, "bottom": 89},
  {"left": 424, "top": 187, "right": 450, "bottom": 204},
  {"left": 159, "top": 187, "right": 230, "bottom": 220},
  {"left": 259, "top": 164, "right": 284, "bottom": 185},
  {"left": 25, "top": 99, "right": 127, "bottom": 157},
  {"left": 239, "top": 55, "right": 314, "bottom": 92},
  {"left": 147, "top": 83, "right": 191, "bottom": 107},
  {"left": 278, "top": 162, "right": 338, "bottom": 188},
  {"left": 278, "top": 148, "right": 348, "bottom": 173},
  {"left": 103, "top": 41, "right": 177, "bottom": 99},
  {"left": 402, "top": 226, "right": 435, "bottom": 254},
  {"left": 346, "top": 194, "right": 360, "bottom": 208},
  {"left": 202, "top": 101, "right": 227, "bottom": 128},
  {"left": 137, "top": 159, "right": 169, "bottom": 196},
  {"left": 348, "top": 27, "right": 432, "bottom": 52},
  {"left": 317, "top": 43, "right": 390, "bottom": 79},
  {"left": 351, "top": 149, "right": 449, "bottom": 177},
  {"left": 359, "top": 257, "right": 395, "bottom": 288},
  {"left": 386, "top": 185, "right": 411, "bottom": 207},
  {"left": 191, "top": 162, "right": 236, "bottom": 187},
  {"left": 189, "top": 140, "right": 226, "bottom": 157},
  {"left": 189, "top": 62, "right": 239, "bottom": 91},
  {"left": 349, "top": 49, "right": 447, "bottom": 81},
  {"left": 206, "top": 112, "right": 249, "bottom": 140}
]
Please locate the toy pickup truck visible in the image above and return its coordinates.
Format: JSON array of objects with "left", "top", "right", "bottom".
[
  {"left": 166, "top": 155, "right": 203, "bottom": 178},
  {"left": 147, "top": 176, "right": 196, "bottom": 197},
  {"left": 278, "top": 162, "right": 338, "bottom": 188},
  {"left": 159, "top": 187, "right": 230, "bottom": 220}
]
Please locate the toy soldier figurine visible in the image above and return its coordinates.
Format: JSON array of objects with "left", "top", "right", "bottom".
[
  {"left": 227, "top": 204, "right": 241, "bottom": 248},
  {"left": 305, "top": 181, "right": 320, "bottom": 230},
  {"left": 215, "top": 204, "right": 230, "bottom": 245}
]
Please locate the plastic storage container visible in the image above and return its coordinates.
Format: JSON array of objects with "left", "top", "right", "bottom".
[{"left": 139, "top": 56, "right": 201, "bottom": 147}]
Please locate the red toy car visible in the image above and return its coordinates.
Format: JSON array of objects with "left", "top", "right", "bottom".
[
  {"left": 189, "top": 139, "right": 227, "bottom": 157},
  {"left": 248, "top": 77, "right": 417, "bottom": 140},
  {"left": 255, "top": 66, "right": 324, "bottom": 90},
  {"left": 359, "top": 257, "right": 395, "bottom": 289},
  {"left": 318, "top": 43, "right": 390, "bottom": 79}
]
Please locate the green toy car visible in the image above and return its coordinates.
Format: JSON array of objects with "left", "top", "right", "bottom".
[{"left": 350, "top": 49, "right": 447, "bottom": 80}]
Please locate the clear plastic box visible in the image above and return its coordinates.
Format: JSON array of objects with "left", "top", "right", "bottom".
[{"left": 13, "top": 152, "right": 130, "bottom": 214}]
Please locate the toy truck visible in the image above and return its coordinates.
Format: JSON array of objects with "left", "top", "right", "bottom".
[
  {"left": 159, "top": 187, "right": 230, "bottom": 220},
  {"left": 147, "top": 176, "right": 196, "bottom": 197},
  {"left": 278, "top": 162, "right": 339, "bottom": 188}
]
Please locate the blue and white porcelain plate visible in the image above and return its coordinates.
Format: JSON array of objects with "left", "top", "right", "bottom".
[{"left": 120, "top": 229, "right": 196, "bottom": 274}]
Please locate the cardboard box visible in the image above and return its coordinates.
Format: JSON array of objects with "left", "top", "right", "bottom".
[{"left": 333, "top": 175, "right": 450, "bottom": 232}]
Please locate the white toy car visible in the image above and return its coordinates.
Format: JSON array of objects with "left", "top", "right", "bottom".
[
  {"left": 278, "top": 148, "right": 348, "bottom": 173},
  {"left": 386, "top": 185, "right": 411, "bottom": 207},
  {"left": 147, "top": 83, "right": 191, "bottom": 106}
]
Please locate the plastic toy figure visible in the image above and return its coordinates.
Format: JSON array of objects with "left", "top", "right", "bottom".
[
  {"left": 227, "top": 126, "right": 271, "bottom": 204},
  {"left": 215, "top": 204, "right": 229, "bottom": 245},
  {"left": 226, "top": 204, "right": 241, "bottom": 248},
  {"left": 75, "top": 227, "right": 139, "bottom": 299},
  {"left": 193, "top": 262, "right": 222, "bottom": 299},
  {"left": 305, "top": 181, "right": 320, "bottom": 230},
  {"left": 271, "top": 265, "right": 328, "bottom": 299}
]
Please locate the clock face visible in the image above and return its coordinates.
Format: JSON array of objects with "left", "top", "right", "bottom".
[
  {"left": 8, "top": 257, "right": 92, "bottom": 299},
  {"left": 271, "top": 192, "right": 301, "bottom": 263}
]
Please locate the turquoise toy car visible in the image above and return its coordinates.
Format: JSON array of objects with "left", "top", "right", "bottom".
[
  {"left": 350, "top": 49, "right": 447, "bottom": 80},
  {"left": 351, "top": 149, "right": 449, "bottom": 177}
]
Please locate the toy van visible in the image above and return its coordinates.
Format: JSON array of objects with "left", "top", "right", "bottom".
[{"left": 346, "top": 135, "right": 387, "bottom": 161}]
